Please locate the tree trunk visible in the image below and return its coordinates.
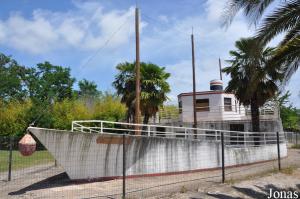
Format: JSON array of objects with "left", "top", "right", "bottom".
[
  {"left": 143, "top": 113, "right": 150, "bottom": 124},
  {"left": 250, "top": 94, "right": 260, "bottom": 146}
]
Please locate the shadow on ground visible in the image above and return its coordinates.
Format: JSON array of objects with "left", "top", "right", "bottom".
[
  {"left": 8, "top": 172, "right": 71, "bottom": 195},
  {"left": 206, "top": 184, "right": 300, "bottom": 199}
]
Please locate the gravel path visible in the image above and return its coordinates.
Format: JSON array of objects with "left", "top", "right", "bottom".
[{"left": 0, "top": 148, "right": 299, "bottom": 199}]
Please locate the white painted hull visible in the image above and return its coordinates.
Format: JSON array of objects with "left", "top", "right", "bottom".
[{"left": 28, "top": 127, "right": 287, "bottom": 180}]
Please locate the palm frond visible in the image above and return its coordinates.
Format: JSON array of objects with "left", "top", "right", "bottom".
[
  {"left": 280, "top": 21, "right": 300, "bottom": 46},
  {"left": 256, "top": 0, "right": 300, "bottom": 44},
  {"left": 222, "top": 0, "right": 276, "bottom": 28}
]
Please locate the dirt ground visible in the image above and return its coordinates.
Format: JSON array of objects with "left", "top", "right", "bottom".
[{"left": 0, "top": 148, "right": 300, "bottom": 199}]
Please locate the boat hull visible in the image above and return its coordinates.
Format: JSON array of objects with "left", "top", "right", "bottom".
[{"left": 28, "top": 127, "right": 287, "bottom": 180}]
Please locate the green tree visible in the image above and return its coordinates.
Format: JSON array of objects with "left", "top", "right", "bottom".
[
  {"left": 0, "top": 53, "right": 28, "bottom": 101},
  {"left": 223, "top": 38, "right": 283, "bottom": 133},
  {"left": 25, "top": 62, "right": 75, "bottom": 127},
  {"left": 78, "top": 79, "right": 101, "bottom": 98},
  {"left": 113, "top": 62, "right": 170, "bottom": 124},
  {"left": 27, "top": 61, "right": 75, "bottom": 104},
  {"left": 274, "top": 91, "right": 300, "bottom": 131},
  {"left": 0, "top": 99, "right": 32, "bottom": 136},
  {"left": 223, "top": 0, "right": 300, "bottom": 81},
  {"left": 52, "top": 99, "right": 91, "bottom": 130},
  {"left": 93, "top": 93, "right": 127, "bottom": 122}
]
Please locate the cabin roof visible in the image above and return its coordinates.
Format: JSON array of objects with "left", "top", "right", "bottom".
[{"left": 177, "top": 90, "right": 233, "bottom": 98}]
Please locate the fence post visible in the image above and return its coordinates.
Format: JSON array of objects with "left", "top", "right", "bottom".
[
  {"left": 276, "top": 132, "right": 281, "bottom": 171},
  {"left": 221, "top": 132, "right": 225, "bottom": 183},
  {"left": 122, "top": 133, "right": 126, "bottom": 199},
  {"left": 296, "top": 132, "right": 298, "bottom": 146},
  {"left": 8, "top": 136, "right": 13, "bottom": 181}
]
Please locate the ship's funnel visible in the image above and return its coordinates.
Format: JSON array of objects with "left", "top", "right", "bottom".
[{"left": 210, "top": 79, "right": 223, "bottom": 91}]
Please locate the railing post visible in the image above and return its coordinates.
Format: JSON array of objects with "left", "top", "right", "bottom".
[
  {"left": 296, "top": 132, "right": 298, "bottom": 146},
  {"left": 276, "top": 132, "right": 281, "bottom": 171},
  {"left": 215, "top": 131, "right": 218, "bottom": 142},
  {"left": 122, "top": 133, "right": 126, "bottom": 199},
  {"left": 264, "top": 133, "right": 266, "bottom": 145},
  {"left": 8, "top": 136, "right": 13, "bottom": 181},
  {"left": 71, "top": 122, "right": 74, "bottom": 132},
  {"left": 185, "top": 129, "right": 187, "bottom": 139},
  {"left": 147, "top": 126, "right": 150, "bottom": 137},
  {"left": 100, "top": 121, "right": 103, "bottom": 134},
  {"left": 221, "top": 132, "right": 225, "bottom": 183}
]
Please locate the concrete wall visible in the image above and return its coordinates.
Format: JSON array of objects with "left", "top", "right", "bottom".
[{"left": 29, "top": 127, "right": 287, "bottom": 180}]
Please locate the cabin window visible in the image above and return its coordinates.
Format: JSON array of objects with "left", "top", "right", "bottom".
[
  {"left": 224, "top": 98, "right": 232, "bottom": 111},
  {"left": 178, "top": 101, "right": 182, "bottom": 114},
  {"left": 196, "top": 99, "right": 209, "bottom": 112}
]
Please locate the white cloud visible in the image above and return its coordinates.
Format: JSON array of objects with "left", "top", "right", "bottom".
[
  {"left": 205, "top": 0, "right": 227, "bottom": 22},
  {"left": 0, "top": 2, "right": 137, "bottom": 54},
  {"left": 138, "top": 1, "right": 253, "bottom": 104}
]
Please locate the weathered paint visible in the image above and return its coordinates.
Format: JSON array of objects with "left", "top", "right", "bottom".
[{"left": 28, "top": 127, "right": 287, "bottom": 180}]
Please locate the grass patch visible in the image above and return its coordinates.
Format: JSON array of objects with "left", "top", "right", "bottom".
[
  {"left": 280, "top": 166, "right": 296, "bottom": 175},
  {"left": 225, "top": 166, "right": 296, "bottom": 185},
  {"left": 0, "top": 150, "right": 54, "bottom": 172},
  {"left": 291, "top": 144, "right": 300, "bottom": 149}
]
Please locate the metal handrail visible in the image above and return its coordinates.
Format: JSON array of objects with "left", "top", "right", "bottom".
[{"left": 71, "top": 120, "right": 285, "bottom": 147}]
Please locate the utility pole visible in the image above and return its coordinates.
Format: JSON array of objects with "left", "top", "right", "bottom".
[
  {"left": 191, "top": 30, "right": 197, "bottom": 138},
  {"left": 135, "top": 7, "right": 141, "bottom": 135},
  {"left": 219, "top": 58, "right": 222, "bottom": 80}
]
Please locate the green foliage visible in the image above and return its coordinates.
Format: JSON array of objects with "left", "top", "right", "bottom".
[
  {"left": 0, "top": 100, "right": 32, "bottom": 136},
  {"left": 281, "top": 105, "right": 299, "bottom": 131},
  {"left": 0, "top": 53, "right": 29, "bottom": 101},
  {"left": 27, "top": 61, "right": 75, "bottom": 104},
  {"left": 93, "top": 94, "right": 127, "bottom": 122},
  {"left": 0, "top": 52, "right": 128, "bottom": 135},
  {"left": 275, "top": 91, "right": 300, "bottom": 131},
  {"left": 113, "top": 62, "right": 170, "bottom": 123},
  {"left": 78, "top": 79, "right": 101, "bottom": 98},
  {"left": 223, "top": 0, "right": 300, "bottom": 82},
  {"left": 52, "top": 99, "right": 91, "bottom": 130},
  {"left": 159, "top": 105, "right": 179, "bottom": 120}
]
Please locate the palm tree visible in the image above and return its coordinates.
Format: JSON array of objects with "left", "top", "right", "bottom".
[
  {"left": 113, "top": 62, "right": 170, "bottom": 124},
  {"left": 223, "top": 0, "right": 300, "bottom": 81},
  {"left": 223, "top": 38, "right": 283, "bottom": 136},
  {"left": 78, "top": 79, "right": 101, "bottom": 98}
]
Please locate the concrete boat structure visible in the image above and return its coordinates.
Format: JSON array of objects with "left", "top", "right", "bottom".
[{"left": 28, "top": 120, "right": 287, "bottom": 180}]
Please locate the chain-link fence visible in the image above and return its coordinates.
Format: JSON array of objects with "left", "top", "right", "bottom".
[
  {"left": 0, "top": 127, "right": 299, "bottom": 199},
  {"left": 285, "top": 132, "right": 300, "bottom": 146}
]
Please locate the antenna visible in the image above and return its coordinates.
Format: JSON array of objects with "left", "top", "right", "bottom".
[{"left": 219, "top": 58, "right": 223, "bottom": 80}]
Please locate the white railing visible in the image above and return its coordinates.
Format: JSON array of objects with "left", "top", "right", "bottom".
[
  {"left": 72, "top": 120, "right": 285, "bottom": 147},
  {"left": 158, "top": 105, "right": 278, "bottom": 121}
]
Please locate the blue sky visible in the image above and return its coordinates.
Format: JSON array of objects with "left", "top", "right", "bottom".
[{"left": 0, "top": 0, "right": 299, "bottom": 107}]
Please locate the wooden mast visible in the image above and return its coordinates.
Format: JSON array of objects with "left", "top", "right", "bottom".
[
  {"left": 219, "top": 58, "right": 223, "bottom": 80},
  {"left": 191, "top": 30, "right": 197, "bottom": 138},
  {"left": 134, "top": 7, "right": 141, "bottom": 135}
]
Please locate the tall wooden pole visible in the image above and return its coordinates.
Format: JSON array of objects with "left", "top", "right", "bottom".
[
  {"left": 191, "top": 33, "right": 197, "bottom": 138},
  {"left": 135, "top": 7, "right": 141, "bottom": 135},
  {"left": 219, "top": 58, "right": 223, "bottom": 80}
]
